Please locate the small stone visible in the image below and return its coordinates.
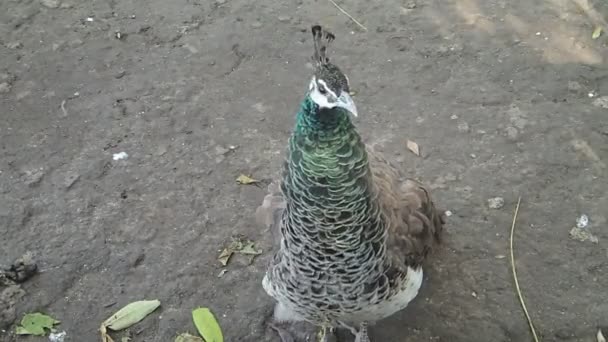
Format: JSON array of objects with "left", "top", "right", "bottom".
[
  {"left": 214, "top": 145, "right": 229, "bottom": 155},
  {"left": 505, "top": 126, "right": 519, "bottom": 141},
  {"left": 6, "top": 41, "right": 23, "bottom": 49},
  {"left": 155, "top": 145, "right": 168, "bottom": 156},
  {"left": 52, "top": 41, "right": 65, "bottom": 51},
  {"left": 251, "top": 21, "right": 263, "bottom": 29},
  {"left": 0, "top": 83, "right": 10, "bottom": 94},
  {"left": 567, "top": 81, "right": 582, "bottom": 92},
  {"left": 470, "top": 153, "right": 477, "bottom": 158},
  {"left": 450, "top": 114, "right": 458, "bottom": 120},
  {"left": 24, "top": 168, "right": 45, "bottom": 187},
  {"left": 40, "top": 0, "right": 61, "bottom": 8},
  {"left": 457, "top": 122, "right": 470, "bottom": 133},
  {"left": 64, "top": 171, "right": 80, "bottom": 189},
  {"left": 68, "top": 39, "right": 83, "bottom": 48},
  {"left": 576, "top": 214, "right": 589, "bottom": 228},
  {"left": 114, "top": 70, "right": 127, "bottom": 79},
  {"left": 16, "top": 91, "right": 31, "bottom": 100},
  {"left": 444, "top": 210, "right": 453, "bottom": 217},
  {"left": 592, "top": 96, "right": 608, "bottom": 109},
  {"left": 278, "top": 15, "right": 291, "bottom": 22},
  {"left": 112, "top": 152, "right": 128, "bottom": 161},
  {"left": 183, "top": 44, "right": 199, "bottom": 54},
  {"left": 215, "top": 0, "right": 226, "bottom": 4},
  {"left": 252, "top": 102, "right": 268, "bottom": 113},
  {"left": 487, "top": 197, "right": 505, "bottom": 209},
  {"left": 404, "top": 1, "right": 417, "bottom": 9}
]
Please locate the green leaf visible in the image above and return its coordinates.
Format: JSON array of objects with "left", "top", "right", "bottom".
[
  {"left": 15, "top": 313, "right": 60, "bottom": 336},
  {"left": 239, "top": 242, "right": 263, "bottom": 255},
  {"left": 236, "top": 174, "right": 259, "bottom": 185},
  {"left": 192, "top": 308, "right": 223, "bottom": 342},
  {"left": 103, "top": 300, "right": 161, "bottom": 331},
  {"left": 175, "top": 333, "right": 204, "bottom": 342},
  {"left": 592, "top": 26, "right": 602, "bottom": 39}
]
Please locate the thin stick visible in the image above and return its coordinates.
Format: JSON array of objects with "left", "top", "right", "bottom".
[
  {"left": 326, "top": 0, "right": 368, "bottom": 31},
  {"left": 509, "top": 197, "right": 540, "bottom": 342},
  {"left": 60, "top": 99, "right": 68, "bottom": 116}
]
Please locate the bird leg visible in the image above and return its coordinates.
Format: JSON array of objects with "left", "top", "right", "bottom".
[
  {"left": 269, "top": 321, "right": 297, "bottom": 342},
  {"left": 339, "top": 321, "right": 371, "bottom": 342},
  {"left": 353, "top": 322, "right": 370, "bottom": 342}
]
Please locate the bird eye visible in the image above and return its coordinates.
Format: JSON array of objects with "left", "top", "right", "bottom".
[{"left": 318, "top": 84, "right": 327, "bottom": 94}]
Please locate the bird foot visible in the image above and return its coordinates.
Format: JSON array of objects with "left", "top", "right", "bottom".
[
  {"left": 269, "top": 321, "right": 297, "bottom": 342},
  {"left": 339, "top": 321, "right": 370, "bottom": 342},
  {"left": 353, "top": 322, "right": 370, "bottom": 342}
]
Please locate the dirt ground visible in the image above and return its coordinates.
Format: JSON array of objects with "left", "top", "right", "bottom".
[{"left": 1, "top": 0, "right": 607, "bottom": 341}]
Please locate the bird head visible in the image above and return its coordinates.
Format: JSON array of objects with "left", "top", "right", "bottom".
[{"left": 308, "top": 25, "right": 358, "bottom": 117}]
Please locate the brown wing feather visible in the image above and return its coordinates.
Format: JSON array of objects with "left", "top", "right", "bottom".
[
  {"left": 367, "top": 145, "right": 445, "bottom": 271},
  {"left": 255, "top": 181, "right": 286, "bottom": 248}
]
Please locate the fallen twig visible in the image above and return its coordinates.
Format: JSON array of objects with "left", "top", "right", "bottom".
[
  {"left": 60, "top": 100, "right": 68, "bottom": 116},
  {"left": 509, "top": 197, "right": 540, "bottom": 342},
  {"left": 326, "top": 0, "right": 367, "bottom": 31}
]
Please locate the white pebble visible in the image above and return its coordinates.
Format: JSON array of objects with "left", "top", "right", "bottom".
[
  {"left": 487, "top": 197, "right": 505, "bottom": 209},
  {"left": 112, "top": 152, "right": 128, "bottom": 161},
  {"left": 576, "top": 214, "right": 589, "bottom": 228},
  {"left": 444, "top": 210, "right": 453, "bottom": 217},
  {"left": 49, "top": 331, "right": 67, "bottom": 342}
]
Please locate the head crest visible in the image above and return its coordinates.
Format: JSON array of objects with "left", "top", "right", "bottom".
[{"left": 311, "top": 25, "right": 335, "bottom": 65}]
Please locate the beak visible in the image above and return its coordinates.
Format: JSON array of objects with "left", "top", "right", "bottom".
[{"left": 337, "top": 92, "right": 358, "bottom": 117}]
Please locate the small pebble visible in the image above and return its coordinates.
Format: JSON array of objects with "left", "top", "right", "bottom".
[
  {"left": 7, "top": 41, "right": 23, "bottom": 49},
  {"left": 576, "top": 214, "right": 588, "bottom": 229},
  {"left": 457, "top": 122, "right": 470, "bottom": 133},
  {"left": 278, "top": 15, "right": 291, "bottom": 22},
  {"left": 40, "top": 0, "right": 61, "bottom": 8},
  {"left": 487, "top": 197, "right": 505, "bottom": 209},
  {"left": 0, "top": 82, "right": 11, "bottom": 94},
  {"left": 112, "top": 152, "right": 128, "bottom": 161},
  {"left": 450, "top": 114, "right": 458, "bottom": 120},
  {"left": 215, "top": 0, "right": 226, "bottom": 4},
  {"left": 505, "top": 126, "right": 519, "bottom": 141},
  {"left": 444, "top": 210, "right": 453, "bottom": 217},
  {"left": 251, "top": 21, "right": 263, "bottom": 29},
  {"left": 567, "top": 81, "right": 582, "bottom": 92},
  {"left": 592, "top": 96, "right": 608, "bottom": 109}
]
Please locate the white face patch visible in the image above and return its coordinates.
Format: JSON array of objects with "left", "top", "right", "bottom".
[{"left": 308, "top": 77, "right": 339, "bottom": 109}]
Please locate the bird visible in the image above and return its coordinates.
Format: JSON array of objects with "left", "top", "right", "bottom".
[{"left": 256, "top": 25, "right": 446, "bottom": 342}]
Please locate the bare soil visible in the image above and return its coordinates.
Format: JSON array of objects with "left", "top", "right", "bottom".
[{"left": 1, "top": 0, "right": 607, "bottom": 341}]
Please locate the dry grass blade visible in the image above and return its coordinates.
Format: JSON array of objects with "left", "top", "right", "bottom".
[
  {"left": 509, "top": 197, "right": 540, "bottom": 342},
  {"left": 326, "top": 0, "right": 367, "bottom": 31}
]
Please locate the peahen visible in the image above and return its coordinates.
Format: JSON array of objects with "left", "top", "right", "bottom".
[{"left": 256, "top": 25, "right": 446, "bottom": 342}]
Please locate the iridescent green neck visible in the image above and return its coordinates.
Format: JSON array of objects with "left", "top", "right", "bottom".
[{"left": 294, "top": 95, "right": 353, "bottom": 136}]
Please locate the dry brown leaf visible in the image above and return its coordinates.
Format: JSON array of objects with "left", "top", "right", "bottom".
[
  {"left": 217, "top": 248, "right": 234, "bottom": 266},
  {"left": 406, "top": 140, "right": 421, "bottom": 156},
  {"left": 217, "top": 236, "right": 263, "bottom": 266},
  {"left": 236, "top": 174, "right": 259, "bottom": 185}
]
